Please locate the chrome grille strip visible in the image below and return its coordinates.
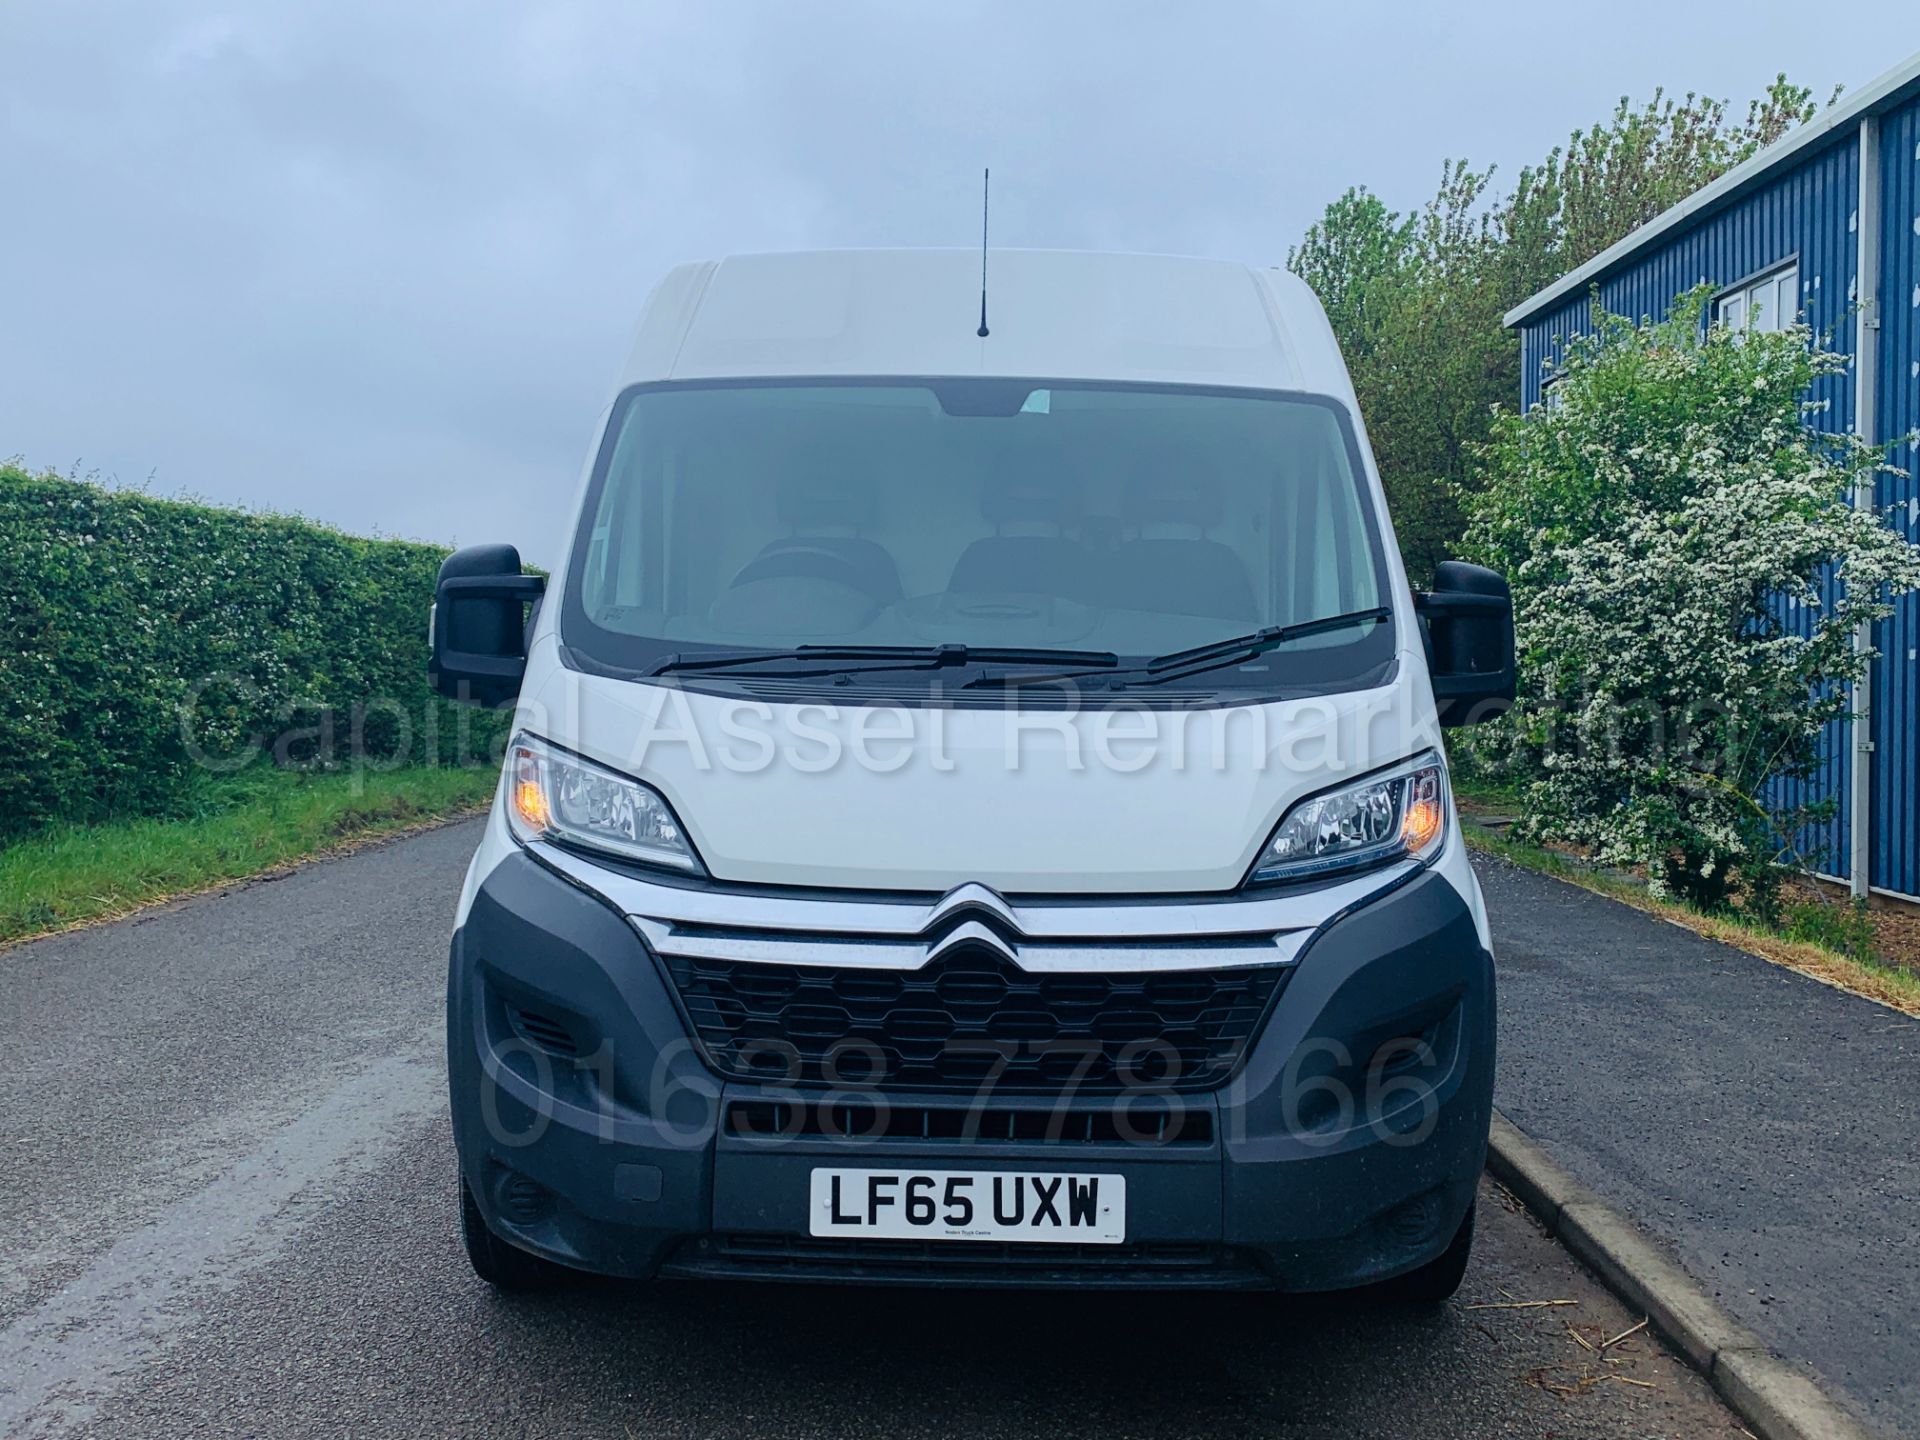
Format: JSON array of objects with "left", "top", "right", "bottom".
[
  {"left": 630, "top": 916, "right": 1309, "bottom": 973},
  {"left": 630, "top": 918, "right": 926, "bottom": 970},
  {"left": 532, "top": 842, "right": 1411, "bottom": 973}
]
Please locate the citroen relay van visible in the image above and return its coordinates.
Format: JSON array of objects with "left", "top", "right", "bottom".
[{"left": 431, "top": 249, "right": 1513, "bottom": 1300}]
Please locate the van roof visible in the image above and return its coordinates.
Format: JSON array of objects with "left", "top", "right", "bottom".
[{"left": 618, "top": 249, "right": 1348, "bottom": 396}]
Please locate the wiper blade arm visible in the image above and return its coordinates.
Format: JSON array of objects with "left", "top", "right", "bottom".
[
  {"left": 648, "top": 645, "right": 930, "bottom": 678},
  {"left": 962, "top": 610, "right": 1393, "bottom": 692},
  {"left": 647, "top": 643, "right": 1118, "bottom": 679},
  {"left": 1122, "top": 607, "right": 1393, "bottom": 688},
  {"left": 932, "top": 645, "right": 1119, "bottom": 667}
]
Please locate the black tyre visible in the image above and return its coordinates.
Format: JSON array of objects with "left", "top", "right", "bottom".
[
  {"left": 460, "top": 1177, "right": 570, "bottom": 1291},
  {"left": 1372, "top": 1202, "right": 1474, "bottom": 1307}
]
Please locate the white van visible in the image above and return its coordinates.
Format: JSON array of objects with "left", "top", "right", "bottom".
[{"left": 431, "top": 249, "right": 1513, "bottom": 1300}]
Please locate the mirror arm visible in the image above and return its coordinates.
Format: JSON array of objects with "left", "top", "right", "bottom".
[
  {"left": 438, "top": 574, "right": 546, "bottom": 602},
  {"left": 1413, "top": 590, "right": 1506, "bottom": 617}
]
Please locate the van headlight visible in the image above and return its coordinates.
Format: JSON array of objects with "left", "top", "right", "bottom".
[
  {"left": 505, "top": 733, "right": 703, "bottom": 874},
  {"left": 1249, "top": 752, "right": 1447, "bottom": 885}
]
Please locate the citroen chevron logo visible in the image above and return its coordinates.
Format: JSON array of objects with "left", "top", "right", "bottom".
[
  {"left": 923, "top": 883, "right": 1018, "bottom": 933},
  {"left": 926, "top": 920, "right": 1018, "bottom": 964},
  {"left": 921, "top": 884, "right": 1021, "bottom": 963}
]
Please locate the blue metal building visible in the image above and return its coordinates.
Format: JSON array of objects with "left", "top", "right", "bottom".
[{"left": 1506, "top": 52, "right": 1920, "bottom": 903}]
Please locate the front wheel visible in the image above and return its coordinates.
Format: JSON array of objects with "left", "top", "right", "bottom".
[
  {"left": 460, "top": 1177, "right": 571, "bottom": 1291},
  {"left": 1372, "top": 1202, "right": 1474, "bottom": 1307}
]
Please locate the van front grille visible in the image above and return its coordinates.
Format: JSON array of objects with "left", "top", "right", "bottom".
[
  {"left": 660, "top": 944, "right": 1287, "bottom": 1094},
  {"left": 725, "top": 1099, "right": 1213, "bottom": 1145}
]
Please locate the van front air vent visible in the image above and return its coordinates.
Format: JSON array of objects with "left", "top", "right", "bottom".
[
  {"left": 505, "top": 1003, "right": 581, "bottom": 1058},
  {"left": 725, "top": 1098, "right": 1213, "bottom": 1145}
]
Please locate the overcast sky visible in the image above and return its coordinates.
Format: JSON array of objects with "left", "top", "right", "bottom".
[{"left": 2, "top": 2, "right": 1913, "bottom": 565}]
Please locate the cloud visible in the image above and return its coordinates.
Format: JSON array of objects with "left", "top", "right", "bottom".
[{"left": 0, "top": 0, "right": 1898, "bottom": 563}]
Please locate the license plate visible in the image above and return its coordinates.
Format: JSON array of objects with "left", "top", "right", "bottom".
[{"left": 808, "top": 1169, "right": 1125, "bottom": 1244}]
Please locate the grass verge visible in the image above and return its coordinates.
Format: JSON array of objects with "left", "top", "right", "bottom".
[
  {"left": 0, "top": 764, "right": 497, "bottom": 948},
  {"left": 1462, "top": 818, "right": 1920, "bottom": 1018}
]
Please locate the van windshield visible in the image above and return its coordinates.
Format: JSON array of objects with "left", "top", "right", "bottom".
[{"left": 560, "top": 379, "right": 1395, "bottom": 699}]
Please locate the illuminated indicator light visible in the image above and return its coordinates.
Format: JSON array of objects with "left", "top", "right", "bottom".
[
  {"left": 513, "top": 779, "right": 550, "bottom": 831},
  {"left": 1402, "top": 792, "right": 1444, "bottom": 853}
]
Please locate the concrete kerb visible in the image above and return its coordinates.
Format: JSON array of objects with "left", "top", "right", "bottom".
[{"left": 1485, "top": 1110, "right": 1874, "bottom": 1440}]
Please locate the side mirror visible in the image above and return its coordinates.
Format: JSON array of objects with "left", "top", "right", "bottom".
[
  {"left": 428, "top": 544, "right": 546, "bottom": 707},
  {"left": 1415, "top": 561, "right": 1515, "bottom": 728}
]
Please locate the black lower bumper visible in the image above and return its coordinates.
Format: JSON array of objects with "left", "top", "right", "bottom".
[{"left": 448, "top": 852, "right": 1493, "bottom": 1291}]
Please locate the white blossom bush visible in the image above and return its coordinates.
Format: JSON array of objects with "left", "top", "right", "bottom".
[{"left": 1463, "top": 292, "right": 1920, "bottom": 908}]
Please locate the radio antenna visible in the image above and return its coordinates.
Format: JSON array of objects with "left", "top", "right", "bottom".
[{"left": 976, "top": 168, "right": 991, "bottom": 338}]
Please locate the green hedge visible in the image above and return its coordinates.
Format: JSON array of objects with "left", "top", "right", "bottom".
[{"left": 0, "top": 464, "right": 509, "bottom": 841}]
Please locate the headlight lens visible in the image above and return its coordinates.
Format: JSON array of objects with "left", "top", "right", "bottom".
[
  {"left": 505, "top": 733, "right": 702, "bottom": 873},
  {"left": 1250, "top": 753, "right": 1447, "bottom": 884}
]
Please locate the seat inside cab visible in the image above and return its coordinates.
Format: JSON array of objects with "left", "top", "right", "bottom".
[
  {"left": 1102, "top": 455, "right": 1257, "bottom": 621},
  {"left": 947, "top": 469, "right": 1101, "bottom": 603}
]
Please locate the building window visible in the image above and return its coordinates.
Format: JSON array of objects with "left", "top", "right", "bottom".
[
  {"left": 1540, "top": 375, "right": 1564, "bottom": 411},
  {"left": 1716, "top": 261, "right": 1799, "bottom": 333}
]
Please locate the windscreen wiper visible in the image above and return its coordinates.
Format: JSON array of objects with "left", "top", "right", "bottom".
[
  {"left": 1122, "top": 606, "right": 1392, "bottom": 687},
  {"left": 958, "top": 608, "right": 1392, "bottom": 693},
  {"left": 646, "top": 643, "right": 1120, "bottom": 679},
  {"left": 983, "top": 606, "right": 1390, "bottom": 695}
]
